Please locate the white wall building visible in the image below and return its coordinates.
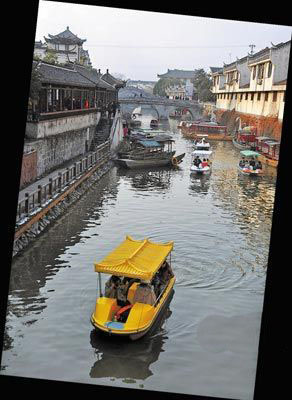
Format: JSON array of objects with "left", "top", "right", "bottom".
[
  {"left": 210, "top": 40, "right": 290, "bottom": 121},
  {"left": 34, "top": 26, "right": 92, "bottom": 67}
]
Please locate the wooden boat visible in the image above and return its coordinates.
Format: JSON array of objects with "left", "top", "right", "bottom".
[
  {"left": 116, "top": 135, "right": 185, "bottom": 169},
  {"left": 232, "top": 126, "right": 257, "bottom": 150},
  {"left": 150, "top": 119, "right": 159, "bottom": 128},
  {"left": 190, "top": 149, "right": 213, "bottom": 175},
  {"left": 91, "top": 236, "right": 175, "bottom": 340},
  {"left": 180, "top": 121, "right": 232, "bottom": 141},
  {"left": 255, "top": 136, "right": 280, "bottom": 168},
  {"left": 238, "top": 150, "right": 263, "bottom": 176}
]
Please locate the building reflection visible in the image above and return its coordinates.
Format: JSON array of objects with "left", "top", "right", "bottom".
[
  {"left": 4, "top": 169, "right": 120, "bottom": 333},
  {"left": 89, "top": 291, "right": 174, "bottom": 382}
]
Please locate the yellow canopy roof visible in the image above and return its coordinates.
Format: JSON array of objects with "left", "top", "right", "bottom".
[{"left": 94, "top": 236, "right": 174, "bottom": 281}]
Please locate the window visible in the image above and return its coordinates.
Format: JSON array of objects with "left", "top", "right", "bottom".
[
  {"left": 267, "top": 62, "right": 272, "bottom": 78},
  {"left": 240, "top": 94, "right": 243, "bottom": 101},
  {"left": 245, "top": 93, "right": 248, "bottom": 100},
  {"left": 257, "top": 92, "right": 261, "bottom": 101},
  {"left": 273, "top": 92, "right": 277, "bottom": 102},
  {"left": 265, "top": 92, "right": 269, "bottom": 101},
  {"left": 251, "top": 93, "right": 254, "bottom": 101},
  {"left": 234, "top": 94, "right": 237, "bottom": 100},
  {"left": 258, "top": 64, "right": 264, "bottom": 79},
  {"left": 252, "top": 66, "right": 256, "bottom": 80}
]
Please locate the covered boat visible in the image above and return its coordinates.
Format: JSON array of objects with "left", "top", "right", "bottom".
[
  {"left": 91, "top": 236, "right": 175, "bottom": 340},
  {"left": 190, "top": 149, "right": 213, "bottom": 175},
  {"left": 232, "top": 126, "right": 257, "bottom": 150},
  {"left": 255, "top": 136, "right": 280, "bottom": 168},
  {"left": 238, "top": 150, "right": 263, "bottom": 176},
  {"left": 181, "top": 121, "right": 231, "bottom": 141},
  {"left": 116, "top": 135, "right": 185, "bottom": 169}
]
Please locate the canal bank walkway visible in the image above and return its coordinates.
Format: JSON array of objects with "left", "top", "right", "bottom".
[{"left": 17, "top": 151, "right": 96, "bottom": 204}]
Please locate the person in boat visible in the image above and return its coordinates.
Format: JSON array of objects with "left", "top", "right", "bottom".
[
  {"left": 133, "top": 281, "right": 157, "bottom": 306},
  {"left": 105, "top": 275, "right": 121, "bottom": 299},
  {"left": 255, "top": 160, "right": 262, "bottom": 169},
  {"left": 249, "top": 157, "right": 256, "bottom": 169},
  {"left": 154, "top": 261, "right": 174, "bottom": 296},
  {"left": 201, "top": 158, "right": 208, "bottom": 168},
  {"left": 239, "top": 157, "right": 245, "bottom": 168},
  {"left": 116, "top": 278, "right": 132, "bottom": 307}
]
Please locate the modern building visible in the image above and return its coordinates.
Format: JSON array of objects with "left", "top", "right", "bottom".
[
  {"left": 210, "top": 40, "right": 290, "bottom": 139},
  {"left": 34, "top": 26, "right": 92, "bottom": 66}
]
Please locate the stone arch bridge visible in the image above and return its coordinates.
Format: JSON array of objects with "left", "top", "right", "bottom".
[{"left": 119, "top": 98, "right": 204, "bottom": 120}]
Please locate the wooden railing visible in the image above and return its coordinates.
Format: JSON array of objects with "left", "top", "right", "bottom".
[{"left": 16, "top": 141, "right": 110, "bottom": 224}]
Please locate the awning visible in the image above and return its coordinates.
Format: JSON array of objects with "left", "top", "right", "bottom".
[
  {"left": 94, "top": 236, "right": 174, "bottom": 281},
  {"left": 240, "top": 150, "right": 260, "bottom": 157},
  {"left": 137, "top": 140, "right": 162, "bottom": 147}
]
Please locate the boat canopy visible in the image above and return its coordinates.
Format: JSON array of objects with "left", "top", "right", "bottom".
[
  {"left": 192, "top": 150, "right": 212, "bottom": 156},
  {"left": 240, "top": 150, "right": 260, "bottom": 157},
  {"left": 137, "top": 140, "right": 162, "bottom": 148},
  {"left": 94, "top": 236, "right": 174, "bottom": 281}
]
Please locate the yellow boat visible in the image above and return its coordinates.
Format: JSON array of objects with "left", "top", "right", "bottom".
[{"left": 91, "top": 235, "right": 175, "bottom": 340}]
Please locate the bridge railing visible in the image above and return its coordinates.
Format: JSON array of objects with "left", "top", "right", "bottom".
[{"left": 16, "top": 141, "right": 110, "bottom": 225}]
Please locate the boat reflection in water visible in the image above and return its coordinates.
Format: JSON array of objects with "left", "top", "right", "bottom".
[
  {"left": 116, "top": 166, "right": 176, "bottom": 192},
  {"left": 189, "top": 174, "right": 210, "bottom": 196},
  {"left": 89, "top": 290, "right": 174, "bottom": 382}
]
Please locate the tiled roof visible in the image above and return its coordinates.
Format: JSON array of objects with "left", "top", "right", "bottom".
[
  {"left": 45, "top": 26, "right": 86, "bottom": 45},
  {"left": 38, "top": 62, "right": 95, "bottom": 88},
  {"left": 210, "top": 67, "right": 223, "bottom": 74},
  {"left": 157, "top": 69, "right": 197, "bottom": 79}
]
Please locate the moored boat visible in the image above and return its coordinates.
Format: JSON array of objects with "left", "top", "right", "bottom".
[
  {"left": 232, "top": 126, "right": 257, "bottom": 150},
  {"left": 150, "top": 119, "right": 159, "bottom": 128},
  {"left": 238, "top": 150, "right": 263, "bottom": 176},
  {"left": 180, "top": 121, "right": 231, "bottom": 141},
  {"left": 116, "top": 134, "right": 185, "bottom": 169},
  {"left": 255, "top": 136, "right": 280, "bottom": 168},
  {"left": 90, "top": 236, "right": 175, "bottom": 340}
]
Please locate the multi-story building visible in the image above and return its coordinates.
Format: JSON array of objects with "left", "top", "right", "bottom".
[
  {"left": 34, "top": 26, "right": 92, "bottom": 67},
  {"left": 157, "top": 69, "right": 197, "bottom": 100},
  {"left": 210, "top": 40, "right": 290, "bottom": 140}
]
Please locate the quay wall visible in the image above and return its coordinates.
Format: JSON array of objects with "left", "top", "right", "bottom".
[
  {"left": 213, "top": 108, "right": 283, "bottom": 141},
  {"left": 20, "top": 150, "right": 38, "bottom": 188},
  {"left": 21, "top": 111, "right": 101, "bottom": 188}
]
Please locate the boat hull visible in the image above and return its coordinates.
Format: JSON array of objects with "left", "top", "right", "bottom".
[
  {"left": 232, "top": 138, "right": 255, "bottom": 150},
  {"left": 181, "top": 128, "right": 232, "bottom": 141},
  {"left": 257, "top": 154, "right": 278, "bottom": 168},
  {"left": 238, "top": 166, "right": 263, "bottom": 176},
  {"left": 116, "top": 157, "right": 173, "bottom": 169},
  {"left": 91, "top": 277, "right": 176, "bottom": 340},
  {"left": 190, "top": 165, "right": 211, "bottom": 175}
]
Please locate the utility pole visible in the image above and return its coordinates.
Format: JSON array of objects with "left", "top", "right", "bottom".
[{"left": 249, "top": 44, "right": 256, "bottom": 55}]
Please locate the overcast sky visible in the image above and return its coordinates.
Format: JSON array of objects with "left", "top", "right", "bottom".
[{"left": 35, "top": 1, "right": 291, "bottom": 81}]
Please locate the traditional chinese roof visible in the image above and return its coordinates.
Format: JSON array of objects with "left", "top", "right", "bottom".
[
  {"left": 37, "top": 61, "right": 95, "bottom": 88},
  {"left": 210, "top": 67, "right": 223, "bottom": 74},
  {"left": 157, "top": 69, "right": 197, "bottom": 79},
  {"left": 44, "top": 26, "right": 86, "bottom": 45},
  {"left": 102, "top": 70, "right": 126, "bottom": 88},
  {"left": 94, "top": 236, "right": 174, "bottom": 281}
]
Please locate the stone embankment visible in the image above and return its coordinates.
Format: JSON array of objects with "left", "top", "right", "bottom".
[{"left": 13, "top": 143, "right": 113, "bottom": 258}]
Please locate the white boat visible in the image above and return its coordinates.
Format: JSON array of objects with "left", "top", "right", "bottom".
[
  {"left": 190, "top": 150, "right": 213, "bottom": 175},
  {"left": 132, "top": 106, "right": 142, "bottom": 120},
  {"left": 193, "top": 135, "right": 210, "bottom": 150}
]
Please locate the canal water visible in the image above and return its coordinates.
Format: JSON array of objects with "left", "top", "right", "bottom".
[{"left": 1, "top": 114, "right": 277, "bottom": 399}]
